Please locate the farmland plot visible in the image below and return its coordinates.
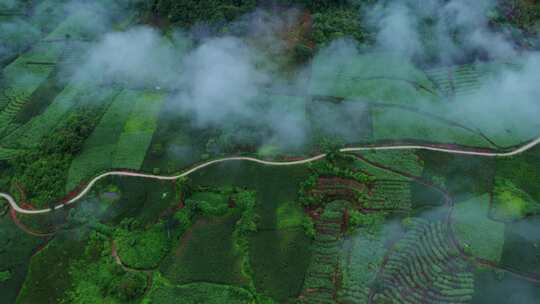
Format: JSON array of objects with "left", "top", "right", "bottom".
[
  {"left": 66, "top": 90, "right": 165, "bottom": 190},
  {"left": 112, "top": 91, "right": 166, "bottom": 168},
  {"left": 453, "top": 194, "right": 506, "bottom": 262},
  {"left": 338, "top": 229, "right": 387, "bottom": 304},
  {"left": 371, "top": 106, "right": 495, "bottom": 148},
  {"left": 309, "top": 52, "right": 437, "bottom": 106},
  {"left": 2, "top": 84, "right": 119, "bottom": 149},
  {"left": 374, "top": 218, "right": 474, "bottom": 304},
  {"left": 0, "top": 7, "right": 110, "bottom": 139}
]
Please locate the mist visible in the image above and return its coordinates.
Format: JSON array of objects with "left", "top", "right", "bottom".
[{"left": 53, "top": 0, "right": 540, "bottom": 153}]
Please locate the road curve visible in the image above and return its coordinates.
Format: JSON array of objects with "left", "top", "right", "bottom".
[{"left": 2, "top": 137, "right": 540, "bottom": 215}]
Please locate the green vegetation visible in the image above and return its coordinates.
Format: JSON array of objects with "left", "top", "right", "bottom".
[
  {"left": 300, "top": 200, "right": 346, "bottom": 303},
  {"left": 371, "top": 106, "right": 494, "bottom": 147},
  {"left": 114, "top": 220, "right": 170, "bottom": 269},
  {"left": 309, "top": 52, "right": 436, "bottom": 105},
  {"left": 348, "top": 210, "right": 386, "bottom": 234},
  {"left": 495, "top": 147, "right": 540, "bottom": 203},
  {"left": 0, "top": 271, "right": 10, "bottom": 283},
  {"left": 62, "top": 232, "right": 147, "bottom": 303},
  {"left": 154, "top": 0, "right": 257, "bottom": 26},
  {"left": 161, "top": 213, "right": 247, "bottom": 285},
  {"left": 276, "top": 201, "right": 304, "bottom": 229},
  {"left": 66, "top": 90, "right": 164, "bottom": 190},
  {"left": 112, "top": 91, "right": 165, "bottom": 169},
  {"left": 146, "top": 279, "right": 256, "bottom": 304},
  {"left": 374, "top": 219, "right": 474, "bottom": 304},
  {"left": 453, "top": 194, "right": 506, "bottom": 262},
  {"left": 8, "top": 108, "right": 103, "bottom": 208},
  {"left": 299, "top": 156, "right": 372, "bottom": 207},
  {"left": 496, "top": 0, "right": 540, "bottom": 33},
  {"left": 360, "top": 150, "right": 424, "bottom": 176},
  {"left": 189, "top": 191, "right": 230, "bottom": 216},
  {"left": 492, "top": 178, "right": 540, "bottom": 221},
  {"left": 0, "top": 214, "right": 45, "bottom": 303},
  {"left": 3, "top": 85, "right": 119, "bottom": 150},
  {"left": 500, "top": 216, "right": 540, "bottom": 276},
  {"left": 311, "top": 7, "right": 365, "bottom": 47},
  {"left": 338, "top": 229, "right": 386, "bottom": 304},
  {"left": 16, "top": 233, "right": 87, "bottom": 304}
]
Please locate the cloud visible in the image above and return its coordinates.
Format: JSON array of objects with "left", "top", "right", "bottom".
[
  {"left": 174, "top": 36, "right": 268, "bottom": 124},
  {"left": 367, "top": 0, "right": 516, "bottom": 62},
  {"left": 73, "top": 27, "right": 182, "bottom": 88}
]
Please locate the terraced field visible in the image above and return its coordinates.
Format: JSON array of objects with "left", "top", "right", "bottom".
[
  {"left": 2, "top": 85, "right": 119, "bottom": 149},
  {"left": 374, "top": 218, "right": 474, "bottom": 304},
  {"left": 300, "top": 200, "right": 347, "bottom": 304},
  {"left": 0, "top": 7, "right": 107, "bottom": 140},
  {"left": 338, "top": 228, "right": 387, "bottom": 304}
]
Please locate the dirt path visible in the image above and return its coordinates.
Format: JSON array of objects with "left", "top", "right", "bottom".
[{"left": 2, "top": 137, "right": 540, "bottom": 215}]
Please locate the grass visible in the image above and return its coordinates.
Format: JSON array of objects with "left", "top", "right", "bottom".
[
  {"left": 160, "top": 214, "right": 247, "bottom": 286},
  {"left": 453, "top": 194, "right": 506, "bottom": 262}
]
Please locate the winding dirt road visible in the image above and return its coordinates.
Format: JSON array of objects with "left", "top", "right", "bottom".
[{"left": 2, "top": 137, "right": 540, "bottom": 215}]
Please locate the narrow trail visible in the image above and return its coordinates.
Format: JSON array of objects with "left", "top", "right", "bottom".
[{"left": 2, "top": 137, "right": 540, "bottom": 215}]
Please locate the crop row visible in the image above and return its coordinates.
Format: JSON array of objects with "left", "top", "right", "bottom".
[
  {"left": 338, "top": 228, "right": 387, "bottom": 304},
  {"left": 361, "top": 150, "right": 423, "bottom": 177},
  {"left": 301, "top": 201, "right": 347, "bottom": 303},
  {"left": 374, "top": 219, "right": 473, "bottom": 304},
  {"left": 367, "top": 180, "right": 412, "bottom": 210},
  {"left": 0, "top": 4, "right": 118, "bottom": 141}
]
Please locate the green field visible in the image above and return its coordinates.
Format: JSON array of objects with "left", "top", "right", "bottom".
[
  {"left": 15, "top": 233, "right": 86, "bottom": 304},
  {"left": 0, "top": 5, "right": 112, "bottom": 138},
  {"left": 371, "top": 106, "right": 495, "bottom": 147},
  {"left": 3, "top": 85, "right": 119, "bottom": 149},
  {"left": 453, "top": 194, "right": 506, "bottom": 262},
  {"left": 146, "top": 280, "right": 256, "bottom": 304},
  {"left": 0, "top": 215, "right": 46, "bottom": 304},
  {"left": 309, "top": 52, "right": 437, "bottom": 106},
  {"left": 160, "top": 214, "right": 247, "bottom": 285},
  {"left": 66, "top": 90, "right": 165, "bottom": 190}
]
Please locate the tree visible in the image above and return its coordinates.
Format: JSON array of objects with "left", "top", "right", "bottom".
[
  {"left": 0, "top": 270, "right": 11, "bottom": 283},
  {"left": 111, "top": 272, "right": 147, "bottom": 301}
]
